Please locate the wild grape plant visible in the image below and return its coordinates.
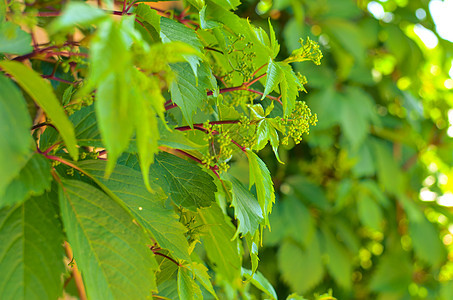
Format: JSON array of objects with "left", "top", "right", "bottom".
[{"left": 0, "top": 0, "right": 321, "bottom": 298}]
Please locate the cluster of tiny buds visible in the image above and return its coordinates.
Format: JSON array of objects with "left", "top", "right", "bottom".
[
  {"left": 284, "top": 37, "right": 323, "bottom": 66},
  {"left": 66, "top": 94, "right": 94, "bottom": 115},
  {"left": 200, "top": 124, "right": 234, "bottom": 173},
  {"left": 281, "top": 101, "right": 318, "bottom": 145}
]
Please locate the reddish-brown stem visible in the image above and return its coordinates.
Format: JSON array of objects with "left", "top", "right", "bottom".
[
  {"left": 245, "top": 88, "right": 283, "bottom": 105},
  {"left": 43, "top": 142, "right": 62, "bottom": 155},
  {"left": 121, "top": 0, "right": 127, "bottom": 13},
  {"left": 31, "top": 122, "right": 56, "bottom": 131},
  {"left": 204, "top": 47, "right": 224, "bottom": 54},
  {"left": 231, "top": 139, "right": 247, "bottom": 153},
  {"left": 245, "top": 72, "right": 267, "bottom": 87},
  {"left": 153, "top": 251, "right": 180, "bottom": 266},
  {"left": 42, "top": 74, "right": 77, "bottom": 85},
  {"left": 251, "top": 63, "right": 268, "bottom": 78}
]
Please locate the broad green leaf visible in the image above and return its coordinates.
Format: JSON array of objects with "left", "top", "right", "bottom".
[
  {"left": 59, "top": 180, "right": 158, "bottom": 299},
  {"left": 262, "top": 59, "right": 283, "bottom": 100},
  {"left": 209, "top": 0, "right": 241, "bottom": 11},
  {"left": 0, "top": 192, "right": 65, "bottom": 300},
  {"left": 268, "top": 19, "right": 280, "bottom": 58},
  {"left": 357, "top": 194, "right": 383, "bottom": 231},
  {"left": 131, "top": 71, "right": 162, "bottom": 190},
  {"left": 0, "top": 61, "right": 78, "bottom": 159},
  {"left": 261, "top": 60, "right": 301, "bottom": 115},
  {"left": 0, "top": 22, "right": 32, "bottom": 55},
  {"left": 90, "top": 20, "right": 134, "bottom": 175},
  {"left": 1, "top": 154, "right": 51, "bottom": 208},
  {"left": 321, "top": 226, "right": 352, "bottom": 290},
  {"left": 340, "top": 87, "right": 376, "bottom": 150},
  {"left": 283, "top": 195, "right": 315, "bottom": 247},
  {"left": 278, "top": 235, "right": 324, "bottom": 293},
  {"left": 118, "top": 152, "right": 217, "bottom": 211},
  {"left": 242, "top": 268, "right": 277, "bottom": 300},
  {"left": 228, "top": 175, "right": 264, "bottom": 236},
  {"left": 199, "top": 6, "right": 220, "bottom": 29},
  {"left": 197, "top": 205, "right": 241, "bottom": 281},
  {"left": 161, "top": 124, "right": 204, "bottom": 150},
  {"left": 0, "top": 74, "right": 33, "bottom": 197},
  {"left": 408, "top": 213, "right": 446, "bottom": 267},
  {"left": 372, "top": 139, "right": 403, "bottom": 195},
  {"left": 245, "top": 233, "right": 260, "bottom": 275},
  {"left": 135, "top": 3, "right": 160, "bottom": 33},
  {"left": 169, "top": 62, "right": 211, "bottom": 125},
  {"left": 160, "top": 17, "right": 203, "bottom": 50},
  {"left": 160, "top": 17, "right": 203, "bottom": 78},
  {"left": 322, "top": 19, "right": 366, "bottom": 65},
  {"left": 247, "top": 150, "right": 275, "bottom": 225},
  {"left": 370, "top": 249, "right": 413, "bottom": 293},
  {"left": 134, "top": 3, "right": 161, "bottom": 44},
  {"left": 278, "top": 62, "right": 301, "bottom": 116},
  {"left": 77, "top": 159, "right": 191, "bottom": 261},
  {"left": 177, "top": 266, "right": 202, "bottom": 300},
  {"left": 187, "top": 262, "right": 218, "bottom": 299},
  {"left": 48, "top": 2, "right": 107, "bottom": 34},
  {"left": 287, "top": 176, "right": 330, "bottom": 211}
]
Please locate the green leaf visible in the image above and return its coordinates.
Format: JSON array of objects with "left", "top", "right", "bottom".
[
  {"left": 321, "top": 226, "right": 352, "bottom": 290},
  {"left": 268, "top": 19, "right": 280, "bottom": 58},
  {"left": 135, "top": 3, "right": 160, "bottom": 32},
  {"left": 372, "top": 139, "right": 403, "bottom": 195},
  {"left": 0, "top": 22, "right": 32, "bottom": 55},
  {"left": 48, "top": 2, "right": 107, "bottom": 34},
  {"left": 187, "top": 262, "right": 218, "bottom": 299},
  {"left": 227, "top": 175, "right": 264, "bottom": 236},
  {"left": 0, "top": 192, "right": 65, "bottom": 300},
  {"left": 59, "top": 179, "right": 158, "bottom": 299},
  {"left": 278, "top": 235, "right": 324, "bottom": 293},
  {"left": 199, "top": 6, "right": 220, "bottom": 29},
  {"left": 278, "top": 62, "right": 301, "bottom": 116},
  {"left": 242, "top": 268, "right": 277, "bottom": 300},
  {"left": 262, "top": 59, "right": 283, "bottom": 100},
  {"left": 0, "top": 61, "right": 78, "bottom": 160},
  {"left": 340, "top": 87, "right": 376, "bottom": 150},
  {"left": 119, "top": 152, "right": 217, "bottom": 211},
  {"left": 77, "top": 159, "right": 191, "bottom": 261},
  {"left": 161, "top": 124, "right": 204, "bottom": 150},
  {"left": 89, "top": 20, "right": 134, "bottom": 175},
  {"left": 283, "top": 195, "right": 315, "bottom": 247},
  {"left": 322, "top": 19, "right": 366, "bottom": 65},
  {"left": 247, "top": 150, "right": 275, "bottom": 225},
  {"left": 0, "top": 74, "right": 33, "bottom": 198},
  {"left": 209, "top": 0, "right": 241, "bottom": 11},
  {"left": 169, "top": 62, "right": 209, "bottom": 125},
  {"left": 262, "top": 60, "right": 301, "bottom": 116},
  {"left": 131, "top": 71, "right": 162, "bottom": 190},
  {"left": 408, "top": 213, "right": 446, "bottom": 267},
  {"left": 160, "top": 17, "right": 203, "bottom": 50},
  {"left": 1, "top": 154, "right": 51, "bottom": 208},
  {"left": 197, "top": 205, "right": 241, "bottom": 282},
  {"left": 177, "top": 266, "right": 202, "bottom": 300},
  {"left": 357, "top": 194, "right": 383, "bottom": 231},
  {"left": 370, "top": 249, "right": 413, "bottom": 293}
]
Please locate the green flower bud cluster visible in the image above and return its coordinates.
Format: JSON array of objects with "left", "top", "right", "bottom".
[
  {"left": 284, "top": 37, "right": 323, "bottom": 65},
  {"left": 280, "top": 101, "right": 318, "bottom": 145},
  {"left": 65, "top": 94, "right": 94, "bottom": 115},
  {"left": 200, "top": 123, "right": 237, "bottom": 173}
]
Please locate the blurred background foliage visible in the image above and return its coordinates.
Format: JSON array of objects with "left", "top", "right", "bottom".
[{"left": 229, "top": 0, "right": 453, "bottom": 299}]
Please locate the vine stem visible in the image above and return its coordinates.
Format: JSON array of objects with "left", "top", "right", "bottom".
[
  {"left": 152, "top": 251, "right": 181, "bottom": 266},
  {"left": 64, "top": 236, "right": 87, "bottom": 299}
]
